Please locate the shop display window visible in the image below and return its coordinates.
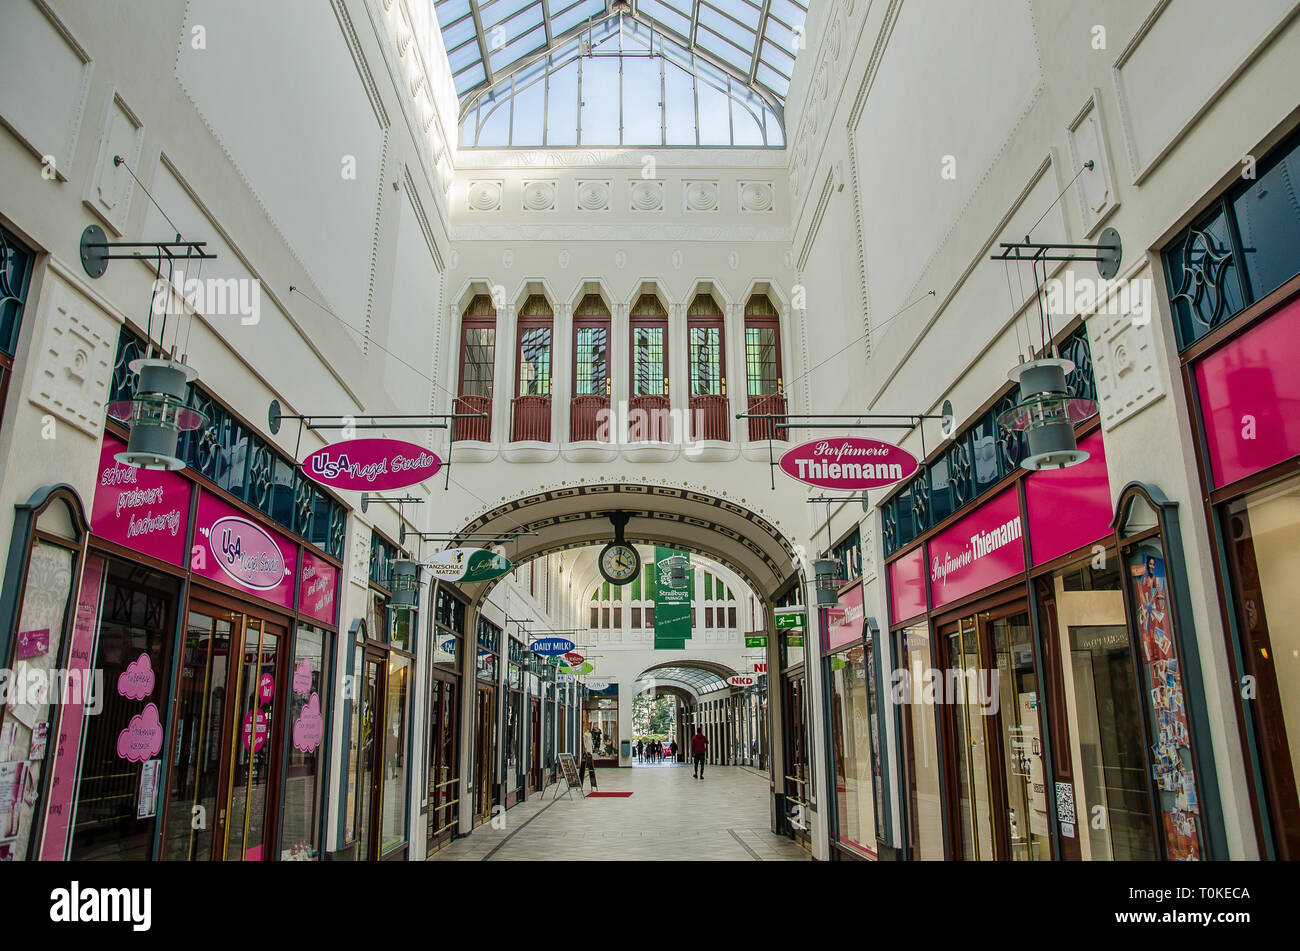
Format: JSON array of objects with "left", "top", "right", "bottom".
[
  {"left": 583, "top": 698, "right": 618, "bottom": 761},
  {"left": 380, "top": 653, "right": 410, "bottom": 855},
  {"left": 69, "top": 559, "right": 181, "bottom": 860},
  {"left": 0, "top": 532, "right": 78, "bottom": 860},
  {"left": 898, "top": 623, "right": 943, "bottom": 860},
  {"left": 279, "top": 624, "right": 330, "bottom": 861},
  {"left": 828, "top": 643, "right": 878, "bottom": 857},
  {"left": 1036, "top": 549, "right": 1156, "bottom": 860},
  {"left": 1223, "top": 472, "right": 1300, "bottom": 857}
]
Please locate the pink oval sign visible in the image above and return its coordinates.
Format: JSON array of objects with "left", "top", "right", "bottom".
[
  {"left": 779, "top": 438, "right": 918, "bottom": 490},
  {"left": 303, "top": 438, "right": 442, "bottom": 491},
  {"left": 209, "top": 516, "right": 287, "bottom": 591}
]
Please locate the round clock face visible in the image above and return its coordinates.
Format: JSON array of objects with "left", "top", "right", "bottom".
[{"left": 599, "top": 543, "right": 640, "bottom": 585}]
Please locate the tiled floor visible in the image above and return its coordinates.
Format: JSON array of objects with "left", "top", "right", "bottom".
[{"left": 427, "top": 764, "right": 811, "bottom": 861}]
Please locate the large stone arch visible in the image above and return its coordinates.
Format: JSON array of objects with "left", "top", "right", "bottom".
[{"left": 450, "top": 480, "right": 801, "bottom": 613}]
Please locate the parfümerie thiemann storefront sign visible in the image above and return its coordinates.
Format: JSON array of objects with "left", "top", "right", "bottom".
[{"left": 779, "top": 438, "right": 918, "bottom": 490}]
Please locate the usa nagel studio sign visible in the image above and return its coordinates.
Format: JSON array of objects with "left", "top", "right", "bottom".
[
  {"left": 302, "top": 438, "right": 441, "bottom": 491},
  {"left": 779, "top": 438, "right": 919, "bottom": 490}
]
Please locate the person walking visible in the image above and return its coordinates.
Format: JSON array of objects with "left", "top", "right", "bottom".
[
  {"left": 691, "top": 728, "right": 708, "bottom": 779},
  {"left": 636, "top": 738, "right": 643, "bottom": 762},
  {"left": 669, "top": 739, "right": 679, "bottom": 764}
]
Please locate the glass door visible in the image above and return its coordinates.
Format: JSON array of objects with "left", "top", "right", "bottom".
[
  {"left": 223, "top": 616, "right": 284, "bottom": 861},
  {"left": 165, "top": 603, "right": 285, "bottom": 861},
  {"left": 986, "top": 610, "right": 1050, "bottom": 861},
  {"left": 528, "top": 697, "right": 542, "bottom": 794},
  {"left": 356, "top": 651, "right": 385, "bottom": 861},
  {"left": 941, "top": 616, "right": 995, "bottom": 860},
  {"left": 474, "top": 685, "right": 495, "bottom": 824},
  {"left": 165, "top": 609, "right": 234, "bottom": 860},
  {"left": 426, "top": 673, "right": 460, "bottom": 848}
]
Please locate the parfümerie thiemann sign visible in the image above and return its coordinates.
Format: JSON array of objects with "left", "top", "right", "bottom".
[{"left": 778, "top": 438, "right": 919, "bottom": 490}]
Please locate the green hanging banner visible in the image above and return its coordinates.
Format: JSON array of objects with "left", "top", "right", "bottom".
[{"left": 654, "top": 547, "right": 691, "bottom": 649}]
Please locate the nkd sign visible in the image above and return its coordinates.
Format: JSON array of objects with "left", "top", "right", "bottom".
[{"left": 779, "top": 438, "right": 918, "bottom": 490}]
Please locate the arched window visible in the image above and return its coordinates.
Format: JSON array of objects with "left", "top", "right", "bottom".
[
  {"left": 688, "top": 292, "right": 729, "bottom": 441},
  {"left": 629, "top": 293, "right": 669, "bottom": 442},
  {"left": 744, "top": 292, "right": 784, "bottom": 441},
  {"left": 571, "top": 293, "right": 610, "bottom": 442},
  {"left": 512, "top": 294, "right": 553, "bottom": 442},
  {"left": 456, "top": 294, "right": 496, "bottom": 442}
]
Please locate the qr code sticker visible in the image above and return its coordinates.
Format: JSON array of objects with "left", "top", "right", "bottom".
[{"left": 1055, "top": 782, "right": 1076, "bottom": 824}]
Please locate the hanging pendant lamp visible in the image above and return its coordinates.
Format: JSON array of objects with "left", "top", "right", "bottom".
[
  {"left": 108, "top": 356, "right": 206, "bottom": 470},
  {"left": 996, "top": 357, "right": 1097, "bottom": 470}
]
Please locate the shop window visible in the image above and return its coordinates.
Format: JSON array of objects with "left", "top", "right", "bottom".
[
  {"left": 280, "top": 624, "right": 331, "bottom": 861},
  {"left": 380, "top": 654, "right": 411, "bottom": 855},
  {"left": 0, "top": 488, "right": 86, "bottom": 861},
  {"left": 0, "top": 226, "right": 34, "bottom": 437},
  {"left": 728, "top": 606, "right": 737, "bottom": 629},
  {"left": 456, "top": 294, "right": 497, "bottom": 442},
  {"left": 66, "top": 558, "right": 181, "bottom": 861},
  {"left": 1036, "top": 548, "right": 1155, "bottom": 860},
  {"left": 613, "top": 606, "right": 622, "bottom": 628},
  {"left": 897, "top": 623, "right": 943, "bottom": 860},
  {"left": 590, "top": 606, "right": 599, "bottom": 629},
  {"left": 1117, "top": 489, "right": 1208, "bottom": 860},
  {"left": 1222, "top": 473, "right": 1300, "bottom": 858},
  {"left": 632, "top": 607, "right": 642, "bottom": 628},
  {"left": 829, "top": 642, "right": 878, "bottom": 857}
]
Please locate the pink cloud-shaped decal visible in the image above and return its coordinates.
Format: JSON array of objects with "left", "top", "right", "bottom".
[
  {"left": 117, "top": 703, "right": 163, "bottom": 762},
  {"left": 117, "top": 652, "right": 155, "bottom": 701},
  {"left": 293, "top": 692, "right": 323, "bottom": 753}
]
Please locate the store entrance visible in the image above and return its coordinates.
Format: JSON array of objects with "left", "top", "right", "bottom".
[
  {"left": 473, "top": 685, "right": 495, "bottom": 824},
  {"left": 165, "top": 598, "right": 287, "bottom": 861},
  {"left": 528, "top": 697, "right": 541, "bottom": 794},
  {"left": 937, "top": 602, "right": 1049, "bottom": 861}
]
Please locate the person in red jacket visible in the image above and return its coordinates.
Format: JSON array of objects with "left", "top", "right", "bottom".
[{"left": 691, "top": 729, "right": 708, "bottom": 780}]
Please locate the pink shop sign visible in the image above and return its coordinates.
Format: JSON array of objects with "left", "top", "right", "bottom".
[
  {"left": 888, "top": 546, "right": 927, "bottom": 625},
  {"left": 1194, "top": 295, "right": 1300, "bottom": 489},
  {"left": 298, "top": 549, "right": 338, "bottom": 626},
  {"left": 192, "top": 492, "right": 297, "bottom": 608},
  {"left": 927, "top": 487, "right": 1025, "bottom": 609},
  {"left": 90, "top": 433, "right": 191, "bottom": 566},
  {"left": 1024, "top": 431, "right": 1112, "bottom": 566},
  {"left": 302, "top": 438, "right": 442, "bottom": 491},
  {"left": 825, "top": 583, "right": 864, "bottom": 652},
  {"left": 779, "top": 438, "right": 919, "bottom": 490}
]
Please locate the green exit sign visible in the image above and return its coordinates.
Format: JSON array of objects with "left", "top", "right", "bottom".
[
  {"left": 787, "top": 635, "right": 804, "bottom": 647},
  {"left": 745, "top": 636, "right": 767, "bottom": 648},
  {"left": 775, "top": 608, "right": 805, "bottom": 629}
]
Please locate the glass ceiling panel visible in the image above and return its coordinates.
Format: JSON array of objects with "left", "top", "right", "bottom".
[
  {"left": 458, "top": 16, "right": 785, "bottom": 147},
  {"left": 431, "top": 0, "right": 809, "bottom": 118}
]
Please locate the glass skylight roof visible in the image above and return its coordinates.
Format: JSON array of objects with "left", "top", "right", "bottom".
[
  {"left": 460, "top": 17, "right": 785, "bottom": 147},
  {"left": 433, "top": 0, "right": 808, "bottom": 113}
]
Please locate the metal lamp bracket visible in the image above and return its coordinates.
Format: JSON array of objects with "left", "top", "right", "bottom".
[
  {"left": 80, "top": 224, "right": 216, "bottom": 279},
  {"left": 990, "top": 228, "right": 1123, "bottom": 280}
]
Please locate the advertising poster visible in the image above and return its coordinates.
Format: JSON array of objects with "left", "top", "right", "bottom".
[
  {"left": 1128, "top": 548, "right": 1202, "bottom": 861},
  {"left": 653, "top": 547, "right": 691, "bottom": 649}
]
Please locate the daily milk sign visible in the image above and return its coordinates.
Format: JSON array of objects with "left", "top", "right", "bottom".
[
  {"left": 302, "top": 438, "right": 441, "bottom": 491},
  {"left": 779, "top": 438, "right": 918, "bottom": 490}
]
